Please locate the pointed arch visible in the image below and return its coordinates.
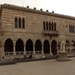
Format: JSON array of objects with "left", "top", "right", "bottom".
[
  {"left": 4, "top": 38, "right": 13, "bottom": 52},
  {"left": 43, "top": 40, "right": 50, "bottom": 54},
  {"left": 35, "top": 39, "right": 42, "bottom": 51},
  {"left": 16, "top": 39, "right": 24, "bottom": 51},
  {"left": 26, "top": 39, "right": 33, "bottom": 51},
  {"left": 51, "top": 40, "right": 57, "bottom": 55}
]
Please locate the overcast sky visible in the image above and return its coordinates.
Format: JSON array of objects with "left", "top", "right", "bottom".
[{"left": 0, "top": 0, "right": 75, "bottom": 17}]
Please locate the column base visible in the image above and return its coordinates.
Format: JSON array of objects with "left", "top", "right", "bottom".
[{"left": 56, "top": 52, "right": 71, "bottom": 61}]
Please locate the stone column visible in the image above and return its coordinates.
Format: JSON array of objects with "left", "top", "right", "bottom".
[
  {"left": 0, "top": 45, "right": 4, "bottom": 61},
  {"left": 33, "top": 44, "right": 35, "bottom": 55},
  {"left": 70, "top": 43, "right": 71, "bottom": 52},
  {"left": 13, "top": 44, "right": 16, "bottom": 55},
  {"left": 57, "top": 43, "right": 59, "bottom": 54},
  {"left": 50, "top": 44, "right": 52, "bottom": 55},
  {"left": 42, "top": 45, "right": 44, "bottom": 54},
  {"left": 24, "top": 44, "right": 26, "bottom": 55}
]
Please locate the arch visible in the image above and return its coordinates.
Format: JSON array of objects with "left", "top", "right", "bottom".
[
  {"left": 4, "top": 38, "right": 13, "bottom": 52},
  {"left": 16, "top": 39, "right": 24, "bottom": 51},
  {"left": 51, "top": 40, "right": 57, "bottom": 55},
  {"left": 26, "top": 39, "right": 33, "bottom": 51},
  {"left": 35, "top": 39, "right": 42, "bottom": 51},
  {"left": 43, "top": 40, "right": 50, "bottom": 54}
]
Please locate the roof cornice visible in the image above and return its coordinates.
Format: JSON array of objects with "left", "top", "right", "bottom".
[{"left": 1, "top": 4, "right": 75, "bottom": 20}]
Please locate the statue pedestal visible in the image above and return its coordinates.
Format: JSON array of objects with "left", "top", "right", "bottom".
[{"left": 56, "top": 52, "right": 71, "bottom": 61}]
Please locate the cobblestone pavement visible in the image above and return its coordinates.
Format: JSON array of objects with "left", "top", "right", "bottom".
[{"left": 0, "top": 57, "right": 75, "bottom": 75}]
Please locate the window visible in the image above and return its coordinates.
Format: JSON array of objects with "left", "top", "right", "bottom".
[
  {"left": 46, "top": 22, "right": 48, "bottom": 30},
  {"left": 52, "top": 22, "right": 53, "bottom": 31},
  {"left": 43, "top": 21, "right": 57, "bottom": 31},
  {"left": 22, "top": 18, "right": 25, "bottom": 28},
  {"left": 19, "top": 18, "right": 21, "bottom": 28},
  {"left": 15, "top": 17, "right": 17, "bottom": 28},
  {"left": 43, "top": 21, "right": 45, "bottom": 30},
  {"left": 49, "top": 22, "right": 51, "bottom": 30},
  {"left": 54, "top": 22, "right": 56, "bottom": 31}
]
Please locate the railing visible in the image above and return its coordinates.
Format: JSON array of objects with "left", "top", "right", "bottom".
[
  {"left": 16, "top": 51, "right": 24, "bottom": 55},
  {"left": 43, "top": 30, "right": 59, "bottom": 35},
  {"left": 4, "top": 51, "right": 42, "bottom": 56},
  {"left": 5, "top": 52, "right": 13, "bottom": 56},
  {"left": 26, "top": 51, "right": 33, "bottom": 55},
  {"left": 35, "top": 51, "right": 42, "bottom": 54}
]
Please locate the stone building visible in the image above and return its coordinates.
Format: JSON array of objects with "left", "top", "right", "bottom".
[{"left": 0, "top": 4, "right": 75, "bottom": 60}]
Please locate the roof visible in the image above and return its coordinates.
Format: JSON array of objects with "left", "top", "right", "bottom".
[{"left": 1, "top": 3, "right": 75, "bottom": 20}]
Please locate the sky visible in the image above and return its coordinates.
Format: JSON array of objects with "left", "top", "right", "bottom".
[{"left": 0, "top": 0, "right": 75, "bottom": 17}]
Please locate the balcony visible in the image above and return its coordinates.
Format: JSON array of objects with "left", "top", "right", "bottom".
[{"left": 43, "top": 30, "right": 59, "bottom": 36}]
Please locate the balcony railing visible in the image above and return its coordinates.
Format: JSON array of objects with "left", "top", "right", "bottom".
[
  {"left": 16, "top": 51, "right": 24, "bottom": 55},
  {"left": 43, "top": 30, "right": 59, "bottom": 36},
  {"left": 35, "top": 51, "right": 42, "bottom": 54},
  {"left": 5, "top": 52, "right": 13, "bottom": 56},
  {"left": 26, "top": 51, "right": 33, "bottom": 55}
]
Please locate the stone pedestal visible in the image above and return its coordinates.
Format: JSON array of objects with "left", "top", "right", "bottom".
[{"left": 56, "top": 52, "right": 71, "bottom": 61}]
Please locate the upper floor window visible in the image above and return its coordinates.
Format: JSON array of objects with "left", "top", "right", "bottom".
[
  {"left": 19, "top": 18, "right": 21, "bottom": 28},
  {"left": 15, "top": 17, "right": 17, "bottom": 28},
  {"left": 46, "top": 22, "right": 48, "bottom": 30},
  {"left": 43, "top": 21, "right": 56, "bottom": 31},
  {"left": 43, "top": 21, "right": 45, "bottom": 30},
  {"left": 14, "top": 17, "right": 25, "bottom": 29},
  {"left": 54, "top": 22, "right": 56, "bottom": 31},
  {"left": 22, "top": 18, "right": 25, "bottom": 28},
  {"left": 49, "top": 22, "right": 51, "bottom": 30},
  {"left": 52, "top": 22, "right": 53, "bottom": 31},
  {"left": 69, "top": 25, "right": 75, "bottom": 33}
]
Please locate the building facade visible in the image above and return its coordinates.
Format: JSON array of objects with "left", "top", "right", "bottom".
[{"left": 0, "top": 4, "right": 75, "bottom": 60}]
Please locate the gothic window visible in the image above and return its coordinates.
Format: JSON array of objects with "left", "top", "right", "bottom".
[
  {"left": 54, "top": 22, "right": 56, "bottom": 31},
  {"left": 52, "top": 22, "right": 53, "bottom": 31},
  {"left": 15, "top": 17, "right": 17, "bottom": 28},
  {"left": 49, "top": 22, "right": 51, "bottom": 30},
  {"left": 19, "top": 18, "right": 21, "bottom": 28},
  {"left": 46, "top": 22, "right": 48, "bottom": 30},
  {"left": 22, "top": 18, "right": 25, "bottom": 28},
  {"left": 73, "top": 26, "right": 74, "bottom": 33},
  {"left": 43, "top": 21, "right": 45, "bottom": 30}
]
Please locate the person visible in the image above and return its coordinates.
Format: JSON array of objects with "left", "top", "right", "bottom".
[
  {"left": 29, "top": 54, "right": 32, "bottom": 59},
  {"left": 42, "top": 55, "right": 45, "bottom": 60},
  {"left": 24, "top": 55, "right": 27, "bottom": 59},
  {"left": 2, "top": 56, "right": 4, "bottom": 61}
]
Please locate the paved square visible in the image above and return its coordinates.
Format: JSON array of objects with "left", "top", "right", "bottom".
[{"left": 0, "top": 57, "right": 75, "bottom": 75}]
